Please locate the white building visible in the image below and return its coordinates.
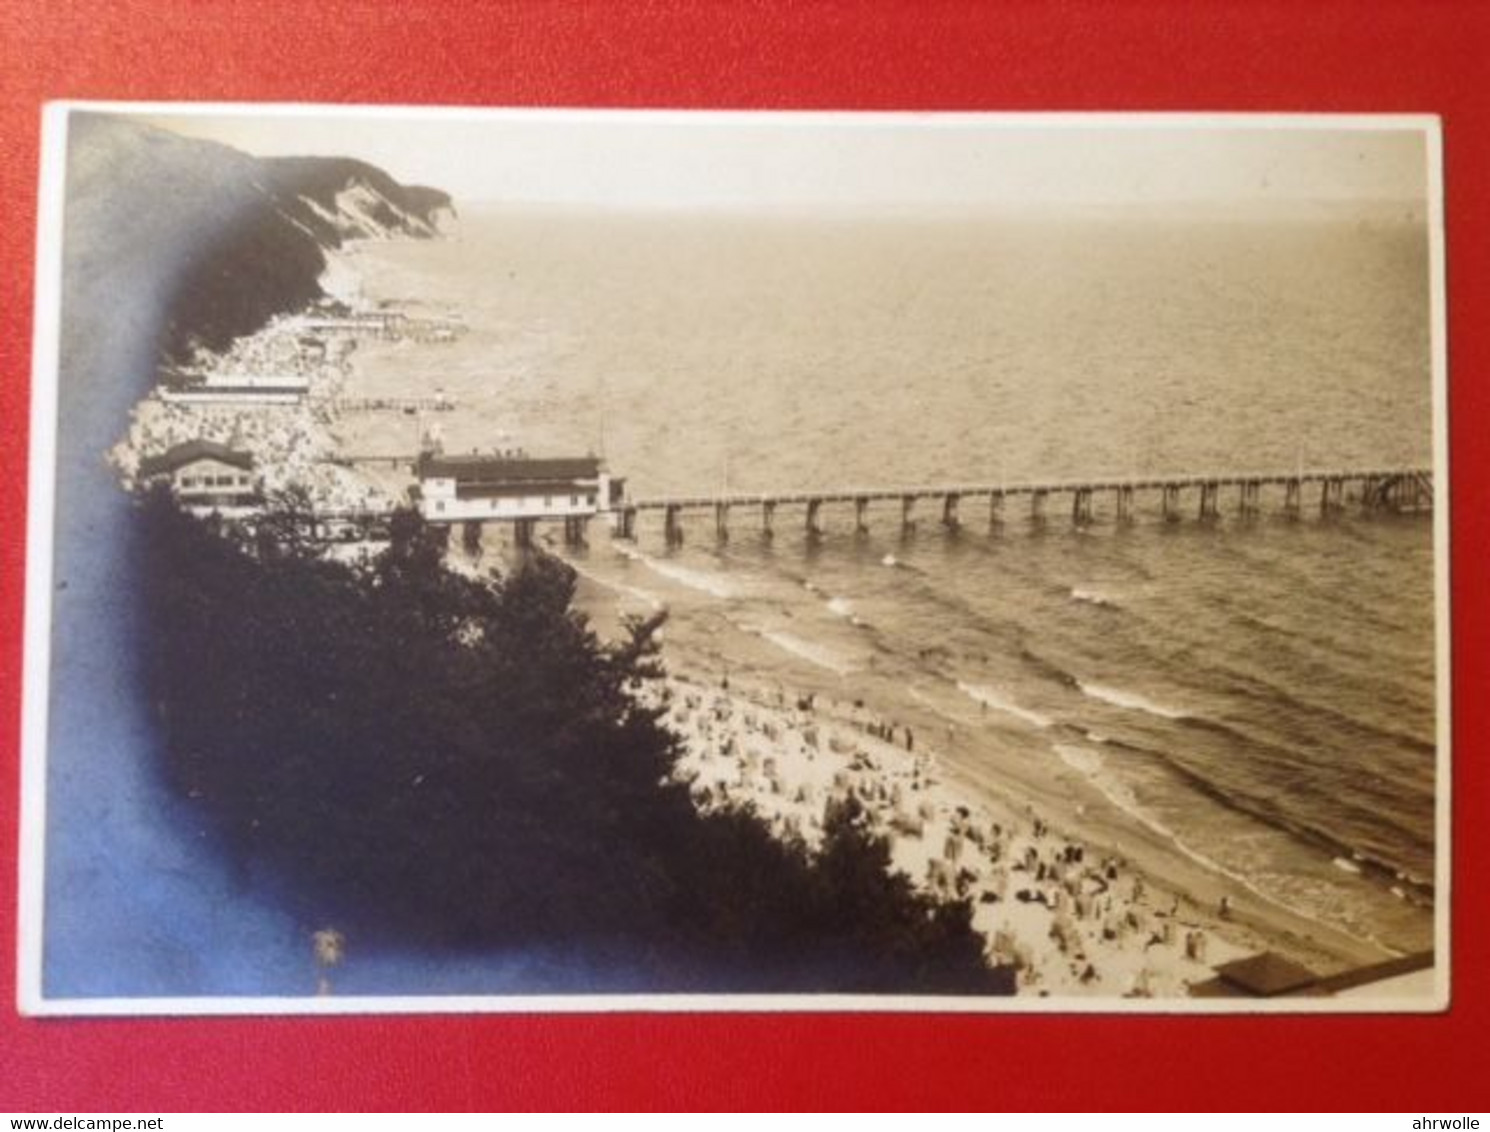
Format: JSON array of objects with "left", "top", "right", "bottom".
[
  {"left": 138, "top": 440, "right": 262, "bottom": 515},
  {"left": 415, "top": 453, "right": 623, "bottom": 526},
  {"left": 159, "top": 370, "right": 310, "bottom": 405}
]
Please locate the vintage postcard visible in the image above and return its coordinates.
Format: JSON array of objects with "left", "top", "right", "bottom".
[{"left": 18, "top": 104, "right": 1448, "bottom": 1013}]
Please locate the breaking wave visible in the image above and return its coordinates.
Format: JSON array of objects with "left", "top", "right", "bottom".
[
  {"left": 615, "top": 545, "right": 741, "bottom": 600},
  {"left": 956, "top": 681, "right": 1052, "bottom": 728},
  {"left": 757, "top": 629, "right": 857, "bottom": 676},
  {"left": 1078, "top": 681, "right": 1188, "bottom": 720}
]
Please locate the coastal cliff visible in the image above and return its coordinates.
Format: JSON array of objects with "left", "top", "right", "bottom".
[{"left": 61, "top": 113, "right": 452, "bottom": 366}]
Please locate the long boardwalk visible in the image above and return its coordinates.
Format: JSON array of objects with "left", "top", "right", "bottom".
[
  {"left": 619, "top": 466, "right": 1434, "bottom": 543},
  {"left": 324, "top": 395, "right": 457, "bottom": 414}
]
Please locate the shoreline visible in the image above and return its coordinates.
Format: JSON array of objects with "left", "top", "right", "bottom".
[
  {"left": 560, "top": 562, "right": 1395, "bottom": 997},
  {"left": 113, "top": 236, "right": 1405, "bottom": 998},
  {"left": 647, "top": 650, "right": 1387, "bottom": 997}
]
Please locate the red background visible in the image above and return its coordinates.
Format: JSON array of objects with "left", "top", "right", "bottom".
[{"left": 0, "top": 0, "right": 1485, "bottom": 1111}]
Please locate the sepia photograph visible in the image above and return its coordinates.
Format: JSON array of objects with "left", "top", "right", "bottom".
[{"left": 18, "top": 105, "right": 1447, "bottom": 1012}]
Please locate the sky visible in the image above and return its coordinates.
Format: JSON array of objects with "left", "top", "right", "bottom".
[{"left": 128, "top": 106, "right": 1433, "bottom": 213}]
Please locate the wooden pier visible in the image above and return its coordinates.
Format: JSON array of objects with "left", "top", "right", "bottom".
[
  {"left": 293, "top": 314, "right": 466, "bottom": 344},
  {"left": 330, "top": 453, "right": 419, "bottom": 472},
  {"left": 617, "top": 466, "right": 1434, "bottom": 544},
  {"left": 325, "top": 395, "right": 457, "bottom": 413}
]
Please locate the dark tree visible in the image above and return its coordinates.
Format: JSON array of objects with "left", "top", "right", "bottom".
[{"left": 136, "top": 490, "right": 1010, "bottom": 993}]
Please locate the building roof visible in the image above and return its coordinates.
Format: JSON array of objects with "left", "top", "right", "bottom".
[
  {"left": 1312, "top": 950, "right": 1435, "bottom": 997},
  {"left": 1191, "top": 949, "right": 1435, "bottom": 1000},
  {"left": 456, "top": 481, "right": 599, "bottom": 500},
  {"left": 417, "top": 453, "right": 601, "bottom": 483},
  {"left": 138, "top": 440, "right": 255, "bottom": 479},
  {"left": 1211, "top": 952, "right": 1320, "bottom": 997}
]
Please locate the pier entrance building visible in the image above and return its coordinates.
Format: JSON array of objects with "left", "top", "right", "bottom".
[{"left": 414, "top": 452, "right": 626, "bottom": 547}]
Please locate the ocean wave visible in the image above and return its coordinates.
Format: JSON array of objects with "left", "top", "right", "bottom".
[
  {"left": 1053, "top": 742, "right": 1104, "bottom": 777},
  {"left": 1055, "top": 740, "right": 1388, "bottom": 942},
  {"left": 600, "top": 579, "right": 666, "bottom": 613},
  {"left": 790, "top": 581, "right": 871, "bottom": 629},
  {"left": 955, "top": 681, "right": 1052, "bottom": 728},
  {"left": 1078, "top": 680, "right": 1188, "bottom": 720},
  {"left": 1053, "top": 742, "right": 1175, "bottom": 841},
  {"left": 1017, "top": 647, "right": 1081, "bottom": 688},
  {"left": 561, "top": 557, "right": 665, "bottom": 612},
  {"left": 614, "top": 545, "right": 741, "bottom": 600},
  {"left": 1071, "top": 586, "right": 1117, "bottom": 608},
  {"left": 757, "top": 629, "right": 857, "bottom": 676},
  {"left": 1211, "top": 661, "right": 1436, "bottom": 758},
  {"left": 1111, "top": 730, "right": 1436, "bottom": 902}
]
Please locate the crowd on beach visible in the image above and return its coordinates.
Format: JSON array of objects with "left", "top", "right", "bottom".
[
  {"left": 181, "top": 313, "right": 343, "bottom": 381},
  {"left": 660, "top": 672, "right": 1249, "bottom": 997},
  {"left": 111, "top": 316, "right": 402, "bottom": 517}
]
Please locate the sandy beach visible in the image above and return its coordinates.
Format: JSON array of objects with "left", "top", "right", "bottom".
[{"left": 635, "top": 658, "right": 1388, "bottom": 998}]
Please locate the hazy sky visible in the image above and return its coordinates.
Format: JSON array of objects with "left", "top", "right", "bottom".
[{"left": 129, "top": 107, "right": 1432, "bottom": 212}]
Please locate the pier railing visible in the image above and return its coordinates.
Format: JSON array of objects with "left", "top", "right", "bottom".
[
  {"left": 323, "top": 395, "right": 457, "bottom": 414},
  {"left": 287, "top": 464, "right": 1433, "bottom": 547},
  {"left": 618, "top": 466, "right": 1434, "bottom": 542}
]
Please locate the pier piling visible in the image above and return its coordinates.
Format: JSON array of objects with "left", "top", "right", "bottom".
[
  {"left": 461, "top": 520, "right": 483, "bottom": 553},
  {"left": 1285, "top": 478, "right": 1302, "bottom": 516},
  {"left": 1162, "top": 484, "right": 1181, "bottom": 522},
  {"left": 1321, "top": 477, "right": 1343, "bottom": 515},
  {"left": 1411, "top": 473, "right": 1432, "bottom": 509},
  {"left": 1031, "top": 489, "right": 1047, "bottom": 521},
  {"left": 806, "top": 499, "right": 823, "bottom": 537},
  {"left": 1238, "top": 480, "right": 1261, "bottom": 517},
  {"left": 1199, "top": 482, "right": 1219, "bottom": 521},
  {"left": 942, "top": 493, "right": 961, "bottom": 530},
  {"left": 1072, "top": 487, "right": 1093, "bottom": 525}
]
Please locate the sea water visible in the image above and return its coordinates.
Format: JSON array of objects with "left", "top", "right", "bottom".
[{"left": 343, "top": 206, "right": 1438, "bottom": 956}]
